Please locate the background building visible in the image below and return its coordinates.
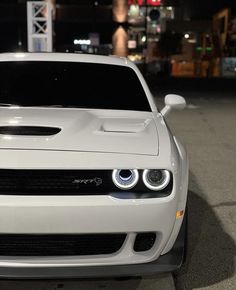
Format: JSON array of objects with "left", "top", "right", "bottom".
[{"left": 0, "top": 0, "right": 236, "bottom": 78}]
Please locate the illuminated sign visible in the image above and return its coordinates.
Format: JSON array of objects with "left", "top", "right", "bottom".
[
  {"left": 128, "top": 0, "right": 162, "bottom": 6},
  {"left": 128, "top": 0, "right": 143, "bottom": 5},
  {"left": 147, "top": 0, "right": 161, "bottom": 6},
  {"left": 128, "top": 0, "right": 162, "bottom": 5}
]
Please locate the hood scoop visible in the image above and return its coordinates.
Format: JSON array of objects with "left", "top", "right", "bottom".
[
  {"left": 101, "top": 118, "right": 151, "bottom": 133},
  {"left": 0, "top": 126, "right": 61, "bottom": 136},
  {"left": 0, "top": 109, "right": 158, "bottom": 155}
]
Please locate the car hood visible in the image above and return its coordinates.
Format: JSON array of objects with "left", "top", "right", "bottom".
[{"left": 0, "top": 108, "right": 159, "bottom": 156}]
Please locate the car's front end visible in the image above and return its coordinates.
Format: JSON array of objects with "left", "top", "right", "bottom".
[{"left": 0, "top": 53, "right": 188, "bottom": 278}]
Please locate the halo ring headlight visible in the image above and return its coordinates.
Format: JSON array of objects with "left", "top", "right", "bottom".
[
  {"left": 143, "top": 169, "right": 170, "bottom": 191},
  {"left": 112, "top": 169, "right": 139, "bottom": 190}
]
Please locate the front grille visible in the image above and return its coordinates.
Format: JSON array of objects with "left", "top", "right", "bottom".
[
  {"left": 0, "top": 169, "right": 172, "bottom": 196},
  {"left": 0, "top": 234, "right": 126, "bottom": 256},
  {"left": 0, "top": 169, "right": 114, "bottom": 195}
]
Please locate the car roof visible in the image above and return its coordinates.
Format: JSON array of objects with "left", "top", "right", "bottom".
[{"left": 0, "top": 52, "right": 130, "bottom": 67}]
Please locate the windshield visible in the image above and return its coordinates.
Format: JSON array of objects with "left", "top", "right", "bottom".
[{"left": 0, "top": 61, "right": 151, "bottom": 111}]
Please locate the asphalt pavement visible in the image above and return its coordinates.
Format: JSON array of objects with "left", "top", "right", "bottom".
[{"left": 0, "top": 91, "right": 235, "bottom": 290}]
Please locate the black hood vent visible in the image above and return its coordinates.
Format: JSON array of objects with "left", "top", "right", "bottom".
[{"left": 0, "top": 126, "right": 61, "bottom": 136}]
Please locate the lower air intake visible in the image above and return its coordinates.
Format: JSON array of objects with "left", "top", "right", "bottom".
[
  {"left": 0, "top": 234, "right": 126, "bottom": 256},
  {"left": 134, "top": 233, "right": 156, "bottom": 252}
]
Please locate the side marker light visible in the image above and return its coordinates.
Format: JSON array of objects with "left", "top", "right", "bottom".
[{"left": 176, "top": 210, "right": 184, "bottom": 219}]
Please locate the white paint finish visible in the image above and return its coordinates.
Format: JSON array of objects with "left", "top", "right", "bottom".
[
  {"left": 0, "top": 193, "right": 177, "bottom": 266},
  {"left": 0, "top": 194, "right": 176, "bottom": 233},
  {"left": 161, "top": 94, "right": 186, "bottom": 117},
  {"left": 0, "top": 109, "right": 158, "bottom": 156},
  {"left": 0, "top": 150, "right": 169, "bottom": 169}
]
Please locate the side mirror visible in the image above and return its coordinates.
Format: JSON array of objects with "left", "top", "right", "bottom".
[{"left": 161, "top": 94, "right": 186, "bottom": 117}]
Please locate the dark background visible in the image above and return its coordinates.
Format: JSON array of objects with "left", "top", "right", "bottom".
[{"left": 1, "top": 0, "right": 236, "bottom": 52}]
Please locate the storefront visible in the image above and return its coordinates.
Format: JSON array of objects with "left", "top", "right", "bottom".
[{"left": 127, "top": 0, "right": 174, "bottom": 66}]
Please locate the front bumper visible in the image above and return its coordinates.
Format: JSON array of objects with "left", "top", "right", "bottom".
[
  {"left": 0, "top": 148, "right": 188, "bottom": 278},
  {"left": 0, "top": 214, "right": 186, "bottom": 279},
  {"left": 0, "top": 193, "right": 183, "bottom": 265}
]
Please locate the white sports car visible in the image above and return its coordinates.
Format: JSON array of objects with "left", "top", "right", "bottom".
[{"left": 0, "top": 53, "right": 188, "bottom": 278}]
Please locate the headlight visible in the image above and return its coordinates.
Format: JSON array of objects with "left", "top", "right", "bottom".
[
  {"left": 112, "top": 169, "right": 139, "bottom": 190},
  {"left": 142, "top": 169, "right": 171, "bottom": 191}
]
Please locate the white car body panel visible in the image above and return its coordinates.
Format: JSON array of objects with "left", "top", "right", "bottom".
[
  {"left": 0, "top": 108, "right": 159, "bottom": 156},
  {"left": 0, "top": 53, "right": 188, "bottom": 275}
]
